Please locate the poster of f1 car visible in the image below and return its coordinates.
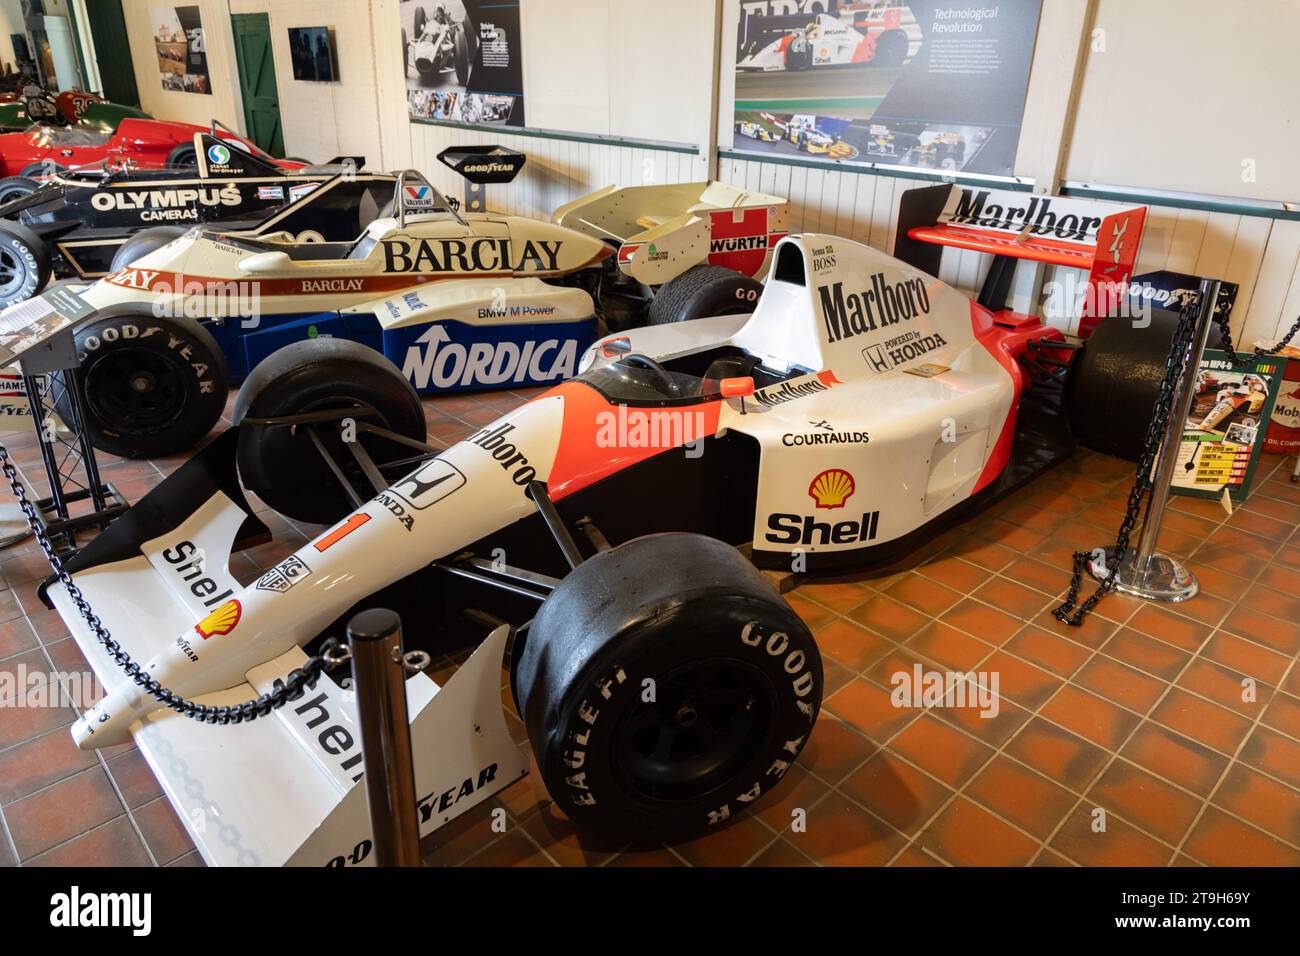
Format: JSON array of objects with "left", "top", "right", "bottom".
[
  {"left": 152, "top": 6, "right": 211, "bottom": 94},
  {"left": 733, "top": 0, "right": 1041, "bottom": 176},
  {"left": 1172, "top": 352, "right": 1283, "bottom": 504},
  {"left": 401, "top": 0, "right": 525, "bottom": 127}
]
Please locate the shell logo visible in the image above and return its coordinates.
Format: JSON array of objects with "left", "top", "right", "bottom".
[
  {"left": 194, "top": 599, "right": 242, "bottom": 640},
  {"left": 808, "top": 468, "right": 855, "bottom": 509}
]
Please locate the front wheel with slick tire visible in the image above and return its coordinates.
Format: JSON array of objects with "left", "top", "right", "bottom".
[
  {"left": 166, "top": 143, "right": 198, "bottom": 168},
  {"left": 232, "top": 339, "right": 427, "bottom": 525},
  {"left": 109, "top": 225, "right": 189, "bottom": 272},
  {"left": 0, "top": 175, "right": 38, "bottom": 207},
  {"left": 647, "top": 264, "right": 764, "bottom": 325},
  {"left": 514, "top": 533, "right": 822, "bottom": 842},
  {"left": 55, "top": 309, "right": 229, "bottom": 459},
  {"left": 18, "top": 161, "right": 64, "bottom": 179},
  {"left": 0, "top": 220, "right": 51, "bottom": 308}
]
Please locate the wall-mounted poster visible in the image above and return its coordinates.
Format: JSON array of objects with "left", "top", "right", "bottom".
[
  {"left": 401, "top": 0, "right": 525, "bottom": 127},
  {"left": 732, "top": 0, "right": 1041, "bottom": 176},
  {"left": 152, "top": 6, "right": 210, "bottom": 94}
]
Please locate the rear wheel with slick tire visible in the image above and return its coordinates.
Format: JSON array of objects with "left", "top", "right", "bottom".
[
  {"left": 233, "top": 339, "right": 427, "bottom": 525},
  {"left": 1064, "top": 311, "right": 1185, "bottom": 461},
  {"left": 514, "top": 533, "right": 822, "bottom": 842},
  {"left": 55, "top": 309, "right": 229, "bottom": 459},
  {"left": 0, "top": 175, "right": 38, "bottom": 207},
  {"left": 109, "top": 225, "right": 189, "bottom": 272},
  {"left": 647, "top": 264, "right": 764, "bottom": 325},
  {"left": 166, "top": 143, "right": 198, "bottom": 168},
  {"left": 18, "top": 161, "right": 64, "bottom": 179},
  {"left": 0, "top": 220, "right": 51, "bottom": 308}
]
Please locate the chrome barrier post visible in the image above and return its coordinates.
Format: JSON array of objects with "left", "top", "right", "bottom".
[
  {"left": 347, "top": 608, "right": 422, "bottom": 867},
  {"left": 1093, "top": 279, "right": 1221, "bottom": 602}
]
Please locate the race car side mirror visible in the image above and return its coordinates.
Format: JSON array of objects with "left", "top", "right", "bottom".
[{"left": 719, "top": 376, "right": 755, "bottom": 398}]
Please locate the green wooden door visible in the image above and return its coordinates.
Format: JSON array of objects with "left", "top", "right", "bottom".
[
  {"left": 231, "top": 13, "right": 284, "bottom": 158},
  {"left": 82, "top": 0, "right": 140, "bottom": 106}
]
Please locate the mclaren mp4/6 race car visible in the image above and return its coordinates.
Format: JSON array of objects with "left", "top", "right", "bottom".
[
  {"left": 35, "top": 228, "right": 1154, "bottom": 865},
  {"left": 0, "top": 131, "right": 367, "bottom": 306}
]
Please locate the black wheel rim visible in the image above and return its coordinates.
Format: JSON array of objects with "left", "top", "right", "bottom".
[
  {"left": 0, "top": 245, "right": 29, "bottom": 299},
  {"left": 614, "top": 657, "right": 774, "bottom": 803},
  {"left": 84, "top": 347, "right": 190, "bottom": 435},
  {"left": 169, "top": 148, "right": 196, "bottom": 168}
]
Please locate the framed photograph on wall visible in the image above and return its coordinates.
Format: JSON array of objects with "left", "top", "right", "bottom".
[
  {"left": 400, "top": 0, "right": 525, "bottom": 127},
  {"left": 288, "top": 27, "right": 338, "bottom": 82},
  {"left": 152, "top": 5, "right": 211, "bottom": 94},
  {"left": 731, "top": 0, "right": 1041, "bottom": 177}
]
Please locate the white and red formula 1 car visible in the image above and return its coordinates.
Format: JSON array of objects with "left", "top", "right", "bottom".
[
  {"left": 26, "top": 183, "right": 1175, "bottom": 864},
  {"left": 738, "top": 8, "right": 923, "bottom": 72}
]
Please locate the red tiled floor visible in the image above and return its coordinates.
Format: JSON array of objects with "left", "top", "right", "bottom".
[
  {"left": 3, "top": 390, "right": 1299, "bottom": 867},
  {"left": 919, "top": 797, "right": 1039, "bottom": 867}
]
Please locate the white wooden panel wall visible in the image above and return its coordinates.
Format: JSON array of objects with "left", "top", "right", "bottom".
[{"left": 405, "top": 124, "right": 708, "bottom": 222}]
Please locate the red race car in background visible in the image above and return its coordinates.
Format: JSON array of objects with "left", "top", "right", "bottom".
[{"left": 0, "top": 115, "right": 306, "bottom": 177}]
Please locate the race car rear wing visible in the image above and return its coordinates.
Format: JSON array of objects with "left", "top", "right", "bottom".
[
  {"left": 893, "top": 183, "right": 1148, "bottom": 337},
  {"left": 437, "top": 145, "right": 526, "bottom": 213},
  {"left": 552, "top": 181, "right": 789, "bottom": 285}
]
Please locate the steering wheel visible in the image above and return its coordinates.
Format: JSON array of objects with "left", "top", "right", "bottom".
[{"left": 619, "top": 353, "right": 683, "bottom": 398}]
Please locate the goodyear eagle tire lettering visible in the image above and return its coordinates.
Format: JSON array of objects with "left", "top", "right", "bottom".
[
  {"left": 57, "top": 310, "right": 229, "bottom": 459},
  {"left": 516, "top": 533, "right": 822, "bottom": 841},
  {"left": 0, "top": 220, "right": 52, "bottom": 308}
]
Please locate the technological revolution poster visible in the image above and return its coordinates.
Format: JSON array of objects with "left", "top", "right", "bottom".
[
  {"left": 152, "top": 6, "right": 211, "bottom": 94},
  {"left": 733, "top": 0, "right": 1041, "bottom": 176},
  {"left": 401, "top": 0, "right": 525, "bottom": 127}
]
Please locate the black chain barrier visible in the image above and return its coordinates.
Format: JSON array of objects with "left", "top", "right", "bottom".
[
  {"left": 1054, "top": 288, "right": 1300, "bottom": 625},
  {"left": 0, "top": 436, "right": 344, "bottom": 726}
]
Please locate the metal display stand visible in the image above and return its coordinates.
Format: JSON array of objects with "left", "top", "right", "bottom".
[
  {"left": 1089, "top": 279, "right": 1221, "bottom": 603},
  {"left": 4, "top": 321, "right": 127, "bottom": 557},
  {"left": 345, "top": 608, "right": 426, "bottom": 868}
]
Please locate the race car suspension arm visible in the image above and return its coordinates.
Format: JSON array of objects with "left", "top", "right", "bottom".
[
  {"left": 435, "top": 556, "right": 558, "bottom": 603},
  {"left": 527, "top": 480, "right": 584, "bottom": 569}
]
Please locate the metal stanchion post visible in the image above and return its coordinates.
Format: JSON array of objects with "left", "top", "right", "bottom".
[
  {"left": 347, "top": 608, "right": 422, "bottom": 867},
  {"left": 1091, "top": 279, "right": 1221, "bottom": 602}
]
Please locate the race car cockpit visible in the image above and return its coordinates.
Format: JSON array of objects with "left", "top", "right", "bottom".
[{"left": 580, "top": 347, "right": 803, "bottom": 406}]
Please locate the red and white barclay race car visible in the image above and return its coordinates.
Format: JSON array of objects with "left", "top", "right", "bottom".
[{"left": 28, "top": 183, "right": 1160, "bottom": 865}]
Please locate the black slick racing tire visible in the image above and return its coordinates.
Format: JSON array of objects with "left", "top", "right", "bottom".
[
  {"left": 403, "top": 28, "right": 410, "bottom": 77},
  {"left": 0, "top": 175, "right": 38, "bottom": 207},
  {"left": 18, "top": 161, "right": 64, "bottom": 179},
  {"left": 56, "top": 309, "right": 229, "bottom": 459},
  {"left": 414, "top": 6, "right": 428, "bottom": 38},
  {"left": 515, "top": 533, "right": 822, "bottom": 842},
  {"left": 109, "top": 225, "right": 189, "bottom": 272},
  {"left": 0, "top": 220, "right": 51, "bottom": 307},
  {"left": 1064, "top": 310, "right": 1183, "bottom": 461},
  {"left": 166, "top": 143, "right": 198, "bottom": 168},
  {"left": 232, "top": 339, "right": 426, "bottom": 525},
  {"left": 647, "top": 264, "right": 763, "bottom": 326}
]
